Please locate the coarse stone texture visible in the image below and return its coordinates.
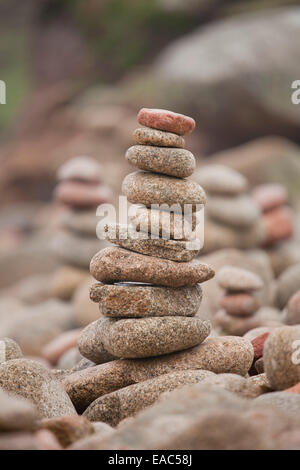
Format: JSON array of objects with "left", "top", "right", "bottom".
[
  {"left": 276, "top": 263, "right": 300, "bottom": 309},
  {"left": 207, "top": 194, "right": 261, "bottom": 228},
  {"left": 255, "top": 392, "right": 300, "bottom": 413},
  {"left": 217, "top": 266, "right": 263, "bottom": 292},
  {"left": 194, "top": 165, "right": 248, "bottom": 196},
  {"left": 62, "top": 210, "right": 99, "bottom": 237},
  {"left": 90, "top": 282, "right": 202, "bottom": 318},
  {"left": 262, "top": 206, "right": 294, "bottom": 246},
  {"left": 54, "top": 180, "right": 113, "bottom": 209},
  {"left": 83, "top": 370, "right": 215, "bottom": 426},
  {"left": 63, "top": 336, "right": 254, "bottom": 412},
  {"left": 49, "top": 266, "right": 88, "bottom": 300},
  {"left": 126, "top": 145, "right": 195, "bottom": 178},
  {"left": 137, "top": 108, "right": 195, "bottom": 135},
  {"left": 52, "top": 231, "right": 109, "bottom": 269},
  {"left": 264, "top": 326, "right": 300, "bottom": 390},
  {"left": 133, "top": 127, "right": 185, "bottom": 148},
  {"left": 244, "top": 326, "right": 277, "bottom": 342},
  {"left": 0, "top": 359, "right": 76, "bottom": 419},
  {"left": 41, "top": 329, "right": 82, "bottom": 365},
  {"left": 214, "top": 308, "right": 282, "bottom": 337},
  {"left": 0, "top": 337, "right": 23, "bottom": 363},
  {"left": 252, "top": 184, "right": 288, "bottom": 212},
  {"left": 247, "top": 373, "right": 272, "bottom": 395},
  {"left": 199, "top": 373, "right": 261, "bottom": 398},
  {"left": 0, "top": 388, "right": 37, "bottom": 432},
  {"left": 57, "top": 156, "right": 103, "bottom": 183},
  {"left": 38, "top": 415, "right": 94, "bottom": 448},
  {"left": 78, "top": 320, "right": 117, "bottom": 365},
  {"left": 85, "top": 317, "right": 211, "bottom": 359},
  {"left": 286, "top": 291, "right": 300, "bottom": 325},
  {"left": 90, "top": 247, "right": 214, "bottom": 287},
  {"left": 220, "top": 293, "right": 260, "bottom": 317},
  {"left": 122, "top": 171, "right": 206, "bottom": 209}
]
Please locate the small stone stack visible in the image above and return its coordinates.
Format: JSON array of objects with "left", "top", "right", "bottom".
[
  {"left": 51, "top": 156, "right": 112, "bottom": 299},
  {"left": 194, "top": 165, "right": 264, "bottom": 253},
  {"left": 79, "top": 108, "right": 214, "bottom": 366}
]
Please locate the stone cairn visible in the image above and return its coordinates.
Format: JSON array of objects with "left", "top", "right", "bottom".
[{"left": 51, "top": 156, "right": 112, "bottom": 300}]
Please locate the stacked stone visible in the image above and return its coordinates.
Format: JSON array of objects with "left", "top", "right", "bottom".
[
  {"left": 78, "top": 108, "right": 215, "bottom": 380},
  {"left": 194, "top": 165, "right": 265, "bottom": 253},
  {"left": 51, "top": 156, "right": 112, "bottom": 299},
  {"left": 214, "top": 266, "right": 270, "bottom": 336}
]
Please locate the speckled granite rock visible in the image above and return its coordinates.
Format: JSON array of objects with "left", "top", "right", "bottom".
[
  {"left": 0, "top": 388, "right": 37, "bottom": 432},
  {"left": 83, "top": 370, "right": 215, "bottom": 426},
  {"left": 57, "top": 156, "right": 103, "bottom": 183},
  {"left": 207, "top": 194, "right": 260, "bottom": 228},
  {"left": 90, "top": 247, "right": 214, "bottom": 287},
  {"left": 199, "top": 373, "right": 261, "bottom": 398},
  {"left": 244, "top": 326, "right": 278, "bottom": 342},
  {"left": 255, "top": 392, "right": 300, "bottom": 413},
  {"left": 78, "top": 320, "right": 116, "bottom": 364},
  {"left": 276, "top": 263, "right": 300, "bottom": 309},
  {"left": 220, "top": 293, "right": 260, "bottom": 316},
  {"left": 126, "top": 145, "right": 195, "bottom": 178},
  {"left": 247, "top": 373, "right": 272, "bottom": 394},
  {"left": 90, "top": 282, "right": 202, "bottom": 318},
  {"left": 286, "top": 291, "right": 300, "bottom": 325},
  {"left": 63, "top": 336, "right": 253, "bottom": 412},
  {"left": 82, "top": 317, "right": 211, "bottom": 359},
  {"left": 122, "top": 171, "right": 205, "bottom": 209},
  {"left": 62, "top": 210, "right": 99, "bottom": 236},
  {"left": 264, "top": 326, "right": 300, "bottom": 390},
  {"left": 0, "top": 337, "right": 23, "bottom": 363},
  {"left": 137, "top": 108, "right": 195, "bottom": 135},
  {"left": 133, "top": 127, "right": 185, "bottom": 148},
  {"left": 217, "top": 266, "right": 263, "bottom": 292},
  {"left": 0, "top": 359, "right": 76, "bottom": 418},
  {"left": 194, "top": 165, "right": 248, "bottom": 196},
  {"left": 54, "top": 181, "right": 112, "bottom": 209},
  {"left": 38, "top": 415, "right": 94, "bottom": 448}
]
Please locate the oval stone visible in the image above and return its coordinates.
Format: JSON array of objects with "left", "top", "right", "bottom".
[
  {"left": 252, "top": 184, "right": 288, "bottom": 212},
  {"left": 78, "top": 320, "right": 116, "bottom": 364},
  {"left": 137, "top": 108, "right": 195, "bottom": 135},
  {"left": 195, "top": 165, "right": 248, "bottom": 195},
  {"left": 133, "top": 127, "right": 185, "bottom": 148},
  {"left": 122, "top": 171, "right": 206, "bottom": 209},
  {"left": 90, "top": 246, "right": 214, "bottom": 287},
  {"left": 54, "top": 181, "right": 112, "bottom": 208},
  {"left": 220, "top": 293, "right": 260, "bottom": 316},
  {"left": 217, "top": 266, "right": 263, "bottom": 291},
  {"left": 126, "top": 145, "right": 195, "bottom": 178}
]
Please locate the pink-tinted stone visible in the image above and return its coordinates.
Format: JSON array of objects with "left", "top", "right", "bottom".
[
  {"left": 54, "top": 181, "right": 112, "bottom": 208},
  {"left": 41, "top": 329, "right": 82, "bottom": 365},
  {"left": 262, "top": 206, "right": 293, "bottom": 245},
  {"left": 252, "top": 184, "right": 288, "bottom": 212},
  {"left": 137, "top": 108, "right": 195, "bottom": 136},
  {"left": 251, "top": 332, "right": 270, "bottom": 360},
  {"left": 220, "top": 293, "right": 260, "bottom": 316},
  {"left": 285, "top": 382, "right": 300, "bottom": 394}
]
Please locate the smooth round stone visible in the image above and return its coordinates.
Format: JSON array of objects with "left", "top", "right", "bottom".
[
  {"left": 126, "top": 145, "right": 195, "bottom": 178},
  {"left": 63, "top": 336, "right": 254, "bottom": 411},
  {"left": 287, "top": 291, "right": 300, "bottom": 325},
  {"left": 262, "top": 206, "right": 293, "bottom": 245},
  {"left": 220, "top": 293, "right": 260, "bottom": 316},
  {"left": 84, "top": 317, "right": 211, "bottom": 359},
  {"left": 199, "top": 373, "right": 261, "bottom": 398},
  {"left": 57, "top": 156, "right": 103, "bottom": 183},
  {"left": 264, "top": 326, "right": 300, "bottom": 390},
  {"left": 194, "top": 165, "right": 248, "bottom": 195},
  {"left": 38, "top": 415, "right": 94, "bottom": 448},
  {"left": 0, "top": 388, "right": 37, "bottom": 432},
  {"left": 78, "top": 320, "right": 116, "bottom": 364},
  {"left": 252, "top": 184, "right": 288, "bottom": 212},
  {"left": 0, "top": 338, "right": 23, "bottom": 363},
  {"left": 54, "top": 180, "right": 112, "bottom": 208},
  {"left": 255, "top": 392, "right": 300, "bottom": 413},
  {"left": 208, "top": 194, "right": 261, "bottom": 228},
  {"left": 90, "top": 282, "right": 202, "bottom": 317},
  {"left": 133, "top": 127, "right": 185, "bottom": 148},
  {"left": 83, "top": 370, "right": 215, "bottom": 426},
  {"left": 0, "top": 359, "right": 76, "bottom": 419},
  {"left": 122, "top": 171, "right": 206, "bottom": 209},
  {"left": 276, "top": 263, "right": 300, "bottom": 309},
  {"left": 137, "top": 108, "right": 195, "bottom": 135},
  {"left": 90, "top": 246, "right": 214, "bottom": 287},
  {"left": 244, "top": 326, "right": 276, "bottom": 342},
  {"left": 62, "top": 210, "right": 99, "bottom": 236},
  {"left": 217, "top": 266, "right": 263, "bottom": 292}
]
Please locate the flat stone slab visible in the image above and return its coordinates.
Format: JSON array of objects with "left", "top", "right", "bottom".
[
  {"left": 137, "top": 108, "right": 195, "bottom": 135},
  {"left": 122, "top": 171, "right": 206, "bottom": 209},
  {"left": 80, "top": 316, "right": 211, "bottom": 359},
  {"left": 90, "top": 246, "right": 214, "bottom": 287},
  {"left": 133, "top": 127, "right": 185, "bottom": 148},
  {"left": 125, "top": 145, "right": 195, "bottom": 178},
  {"left": 90, "top": 282, "right": 202, "bottom": 317}
]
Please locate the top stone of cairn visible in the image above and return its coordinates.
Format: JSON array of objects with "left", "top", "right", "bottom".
[{"left": 138, "top": 108, "right": 196, "bottom": 136}]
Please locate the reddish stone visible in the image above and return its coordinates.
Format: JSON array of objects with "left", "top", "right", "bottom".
[
  {"left": 41, "top": 329, "right": 82, "bottom": 365},
  {"left": 251, "top": 332, "right": 270, "bottom": 360},
  {"left": 137, "top": 108, "right": 195, "bottom": 136},
  {"left": 284, "top": 382, "right": 300, "bottom": 394},
  {"left": 54, "top": 181, "right": 112, "bottom": 208},
  {"left": 262, "top": 206, "right": 293, "bottom": 245},
  {"left": 252, "top": 184, "right": 288, "bottom": 212},
  {"left": 220, "top": 293, "right": 260, "bottom": 317}
]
